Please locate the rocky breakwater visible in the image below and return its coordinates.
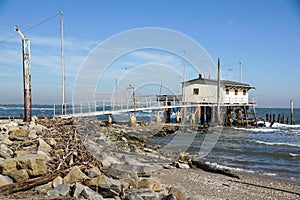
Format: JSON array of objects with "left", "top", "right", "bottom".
[{"left": 0, "top": 118, "right": 190, "bottom": 199}]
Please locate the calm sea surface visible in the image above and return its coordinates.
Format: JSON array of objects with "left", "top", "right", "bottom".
[{"left": 1, "top": 105, "right": 299, "bottom": 183}]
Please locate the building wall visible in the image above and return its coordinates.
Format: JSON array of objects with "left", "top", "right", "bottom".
[
  {"left": 184, "top": 82, "right": 218, "bottom": 103},
  {"left": 223, "top": 88, "right": 249, "bottom": 104},
  {"left": 184, "top": 80, "right": 249, "bottom": 104}
]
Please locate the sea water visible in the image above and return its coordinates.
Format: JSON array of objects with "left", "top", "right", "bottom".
[
  {"left": 149, "top": 108, "right": 300, "bottom": 183},
  {"left": 1, "top": 105, "right": 299, "bottom": 183}
]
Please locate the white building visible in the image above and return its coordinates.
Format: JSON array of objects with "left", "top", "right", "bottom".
[{"left": 183, "top": 74, "right": 255, "bottom": 106}]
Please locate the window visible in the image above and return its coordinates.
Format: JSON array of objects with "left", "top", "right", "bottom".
[
  {"left": 234, "top": 89, "right": 238, "bottom": 95},
  {"left": 193, "top": 88, "right": 199, "bottom": 95},
  {"left": 226, "top": 89, "right": 230, "bottom": 95},
  {"left": 243, "top": 90, "right": 247, "bottom": 95}
]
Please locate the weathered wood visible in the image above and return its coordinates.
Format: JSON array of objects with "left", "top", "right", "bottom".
[
  {"left": 290, "top": 99, "right": 294, "bottom": 125},
  {"left": 191, "top": 160, "right": 239, "bottom": 179},
  {"left": 252, "top": 105, "right": 258, "bottom": 128},
  {"left": 0, "top": 173, "right": 58, "bottom": 195},
  {"left": 229, "top": 179, "right": 300, "bottom": 197}
]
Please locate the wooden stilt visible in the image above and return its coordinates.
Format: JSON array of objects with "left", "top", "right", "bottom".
[
  {"left": 244, "top": 106, "right": 248, "bottom": 127},
  {"left": 252, "top": 105, "right": 258, "bottom": 128},
  {"left": 290, "top": 99, "right": 294, "bottom": 125}
]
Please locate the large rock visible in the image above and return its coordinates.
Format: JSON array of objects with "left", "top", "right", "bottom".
[
  {"left": 85, "top": 166, "right": 102, "bottom": 178},
  {"left": 47, "top": 184, "right": 71, "bottom": 197},
  {"left": 9, "top": 128, "right": 29, "bottom": 140},
  {"left": 0, "top": 154, "right": 47, "bottom": 177},
  {"left": 8, "top": 169, "right": 30, "bottom": 182},
  {"left": 84, "top": 175, "right": 121, "bottom": 198},
  {"left": 101, "top": 156, "right": 121, "bottom": 167},
  {"left": 169, "top": 187, "right": 186, "bottom": 200},
  {"left": 137, "top": 178, "right": 163, "bottom": 192},
  {"left": 81, "top": 187, "right": 104, "bottom": 200},
  {"left": 0, "top": 174, "right": 13, "bottom": 186},
  {"left": 1, "top": 136, "right": 13, "bottom": 145},
  {"left": 126, "top": 188, "right": 160, "bottom": 200},
  {"left": 0, "top": 159, "right": 18, "bottom": 175},
  {"left": 14, "top": 151, "right": 29, "bottom": 157},
  {"left": 52, "top": 176, "right": 63, "bottom": 188},
  {"left": 121, "top": 177, "right": 137, "bottom": 188},
  {"left": 107, "top": 163, "right": 160, "bottom": 179},
  {"left": 17, "top": 154, "right": 47, "bottom": 177},
  {"left": 71, "top": 182, "right": 87, "bottom": 198},
  {"left": 85, "top": 175, "right": 108, "bottom": 187},
  {"left": 38, "top": 138, "right": 52, "bottom": 153},
  {"left": 0, "top": 144, "right": 13, "bottom": 158},
  {"left": 9, "top": 125, "right": 20, "bottom": 131},
  {"left": 178, "top": 153, "right": 190, "bottom": 163},
  {"left": 63, "top": 166, "right": 89, "bottom": 184}
]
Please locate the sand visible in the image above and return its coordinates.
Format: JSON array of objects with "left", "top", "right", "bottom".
[{"left": 151, "top": 167, "right": 300, "bottom": 200}]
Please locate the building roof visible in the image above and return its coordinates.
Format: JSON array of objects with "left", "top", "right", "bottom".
[{"left": 185, "top": 76, "right": 255, "bottom": 89}]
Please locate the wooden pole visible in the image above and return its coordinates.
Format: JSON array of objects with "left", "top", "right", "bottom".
[
  {"left": 290, "top": 99, "right": 294, "bottom": 125},
  {"left": 252, "top": 105, "right": 258, "bottom": 128},
  {"left": 182, "top": 50, "right": 187, "bottom": 124},
  {"left": 244, "top": 106, "right": 248, "bottom": 127},
  {"left": 217, "top": 57, "right": 221, "bottom": 125}
]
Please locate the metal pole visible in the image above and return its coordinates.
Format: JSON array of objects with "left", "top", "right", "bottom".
[
  {"left": 15, "top": 26, "right": 32, "bottom": 122},
  {"left": 61, "top": 12, "right": 66, "bottom": 115}
]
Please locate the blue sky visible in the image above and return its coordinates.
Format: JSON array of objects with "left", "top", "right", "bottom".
[{"left": 0, "top": 0, "right": 299, "bottom": 108}]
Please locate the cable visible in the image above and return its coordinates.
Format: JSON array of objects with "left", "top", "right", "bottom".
[{"left": 0, "top": 12, "right": 60, "bottom": 45}]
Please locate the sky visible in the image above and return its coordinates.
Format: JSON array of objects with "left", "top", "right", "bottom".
[{"left": 0, "top": 0, "right": 300, "bottom": 108}]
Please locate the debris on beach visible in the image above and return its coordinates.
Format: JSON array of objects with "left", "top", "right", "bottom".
[{"left": 0, "top": 117, "right": 188, "bottom": 199}]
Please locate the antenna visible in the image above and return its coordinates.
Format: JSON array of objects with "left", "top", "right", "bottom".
[{"left": 238, "top": 61, "right": 242, "bottom": 83}]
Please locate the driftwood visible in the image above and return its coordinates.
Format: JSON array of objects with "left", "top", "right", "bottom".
[
  {"left": 191, "top": 160, "right": 240, "bottom": 179},
  {"left": 229, "top": 179, "right": 300, "bottom": 197},
  {"left": 0, "top": 173, "right": 58, "bottom": 195},
  {"left": 37, "top": 118, "right": 102, "bottom": 173}
]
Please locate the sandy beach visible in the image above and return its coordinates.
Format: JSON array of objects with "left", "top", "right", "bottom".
[{"left": 151, "top": 167, "right": 300, "bottom": 200}]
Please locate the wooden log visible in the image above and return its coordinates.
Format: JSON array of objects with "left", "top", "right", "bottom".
[
  {"left": 191, "top": 160, "right": 239, "bottom": 179},
  {"left": 0, "top": 173, "right": 58, "bottom": 195}
]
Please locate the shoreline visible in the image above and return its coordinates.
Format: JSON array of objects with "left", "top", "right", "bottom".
[
  {"left": 0, "top": 117, "right": 299, "bottom": 199},
  {"left": 151, "top": 167, "right": 300, "bottom": 200},
  {"left": 1, "top": 118, "right": 299, "bottom": 185}
]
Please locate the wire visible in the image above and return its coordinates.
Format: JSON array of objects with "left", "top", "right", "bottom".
[{"left": 0, "top": 12, "right": 60, "bottom": 44}]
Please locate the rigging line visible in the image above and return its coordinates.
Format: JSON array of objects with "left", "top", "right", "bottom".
[
  {"left": 22, "top": 12, "right": 60, "bottom": 34},
  {"left": 0, "top": 12, "right": 60, "bottom": 45}
]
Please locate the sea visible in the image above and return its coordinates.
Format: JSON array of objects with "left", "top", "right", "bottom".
[{"left": 1, "top": 104, "right": 299, "bottom": 183}]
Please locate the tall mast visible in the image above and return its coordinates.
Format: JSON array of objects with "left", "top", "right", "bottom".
[
  {"left": 239, "top": 61, "right": 242, "bottom": 83},
  {"left": 60, "top": 12, "right": 66, "bottom": 115},
  {"left": 217, "top": 57, "right": 221, "bottom": 125},
  {"left": 182, "top": 50, "right": 186, "bottom": 123}
]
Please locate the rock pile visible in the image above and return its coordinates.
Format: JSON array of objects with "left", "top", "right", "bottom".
[{"left": 0, "top": 118, "right": 189, "bottom": 199}]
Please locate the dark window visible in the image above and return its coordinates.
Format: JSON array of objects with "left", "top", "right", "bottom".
[
  {"left": 243, "top": 90, "right": 247, "bottom": 95},
  {"left": 193, "top": 88, "right": 199, "bottom": 95},
  {"left": 234, "top": 90, "right": 238, "bottom": 95},
  {"left": 226, "top": 89, "right": 230, "bottom": 95}
]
